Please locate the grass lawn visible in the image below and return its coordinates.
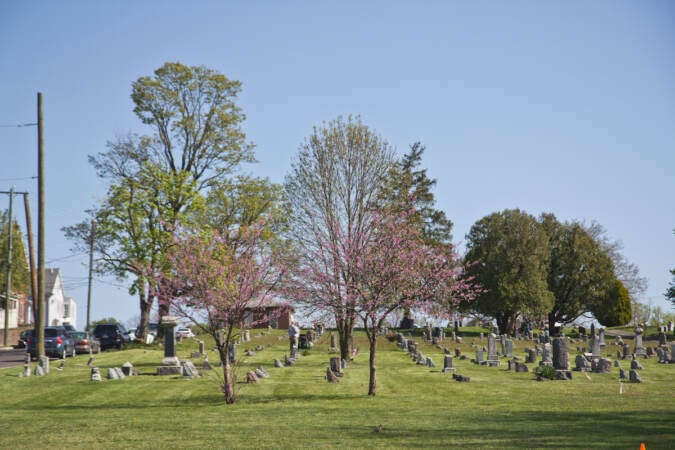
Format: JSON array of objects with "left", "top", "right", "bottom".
[{"left": 1, "top": 328, "right": 673, "bottom": 449}]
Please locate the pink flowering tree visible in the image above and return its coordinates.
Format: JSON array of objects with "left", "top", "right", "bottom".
[
  {"left": 351, "top": 210, "right": 477, "bottom": 396},
  {"left": 147, "top": 222, "right": 287, "bottom": 403}
]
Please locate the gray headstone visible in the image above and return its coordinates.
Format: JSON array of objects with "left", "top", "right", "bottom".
[
  {"left": 487, "top": 333, "right": 499, "bottom": 365},
  {"left": 33, "top": 365, "right": 45, "bottom": 376},
  {"left": 553, "top": 337, "right": 569, "bottom": 371},
  {"left": 426, "top": 357, "right": 436, "bottom": 368},
  {"left": 619, "top": 368, "right": 627, "bottom": 379},
  {"left": 633, "top": 327, "right": 646, "bottom": 357},
  {"left": 329, "top": 357, "right": 343, "bottom": 376},
  {"left": 475, "top": 349, "right": 484, "bottom": 364},
  {"left": 630, "top": 359, "right": 643, "bottom": 370},
  {"left": 182, "top": 360, "right": 200, "bottom": 379},
  {"left": 629, "top": 369, "right": 642, "bottom": 383},
  {"left": 122, "top": 361, "right": 135, "bottom": 377},
  {"left": 199, "top": 340, "right": 205, "bottom": 355},
  {"left": 525, "top": 348, "right": 537, "bottom": 364},
  {"left": 442, "top": 355, "right": 455, "bottom": 372},
  {"left": 622, "top": 343, "right": 631, "bottom": 360},
  {"left": 590, "top": 335, "right": 600, "bottom": 358},
  {"left": 274, "top": 358, "right": 283, "bottom": 368},
  {"left": 598, "top": 328, "right": 606, "bottom": 347},
  {"left": 540, "top": 343, "right": 553, "bottom": 366},
  {"left": 505, "top": 339, "right": 514, "bottom": 358},
  {"left": 38, "top": 356, "right": 50, "bottom": 374},
  {"left": 575, "top": 354, "right": 591, "bottom": 371},
  {"left": 90, "top": 367, "right": 102, "bottom": 381}
]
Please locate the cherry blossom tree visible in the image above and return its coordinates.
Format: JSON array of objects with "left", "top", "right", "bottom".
[
  {"left": 352, "top": 210, "right": 476, "bottom": 396},
  {"left": 146, "top": 222, "right": 287, "bottom": 403}
]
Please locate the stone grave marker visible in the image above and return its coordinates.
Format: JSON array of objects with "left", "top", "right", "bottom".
[
  {"left": 629, "top": 369, "right": 642, "bottom": 383},
  {"left": 630, "top": 358, "right": 643, "bottom": 370},
  {"left": 500, "top": 334, "right": 507, "bottom": 356},
  {"left": 540, "top": 343, "right": 553, "bottom": 366},
  {"left": 486, "top": 333, "right": 500, "bottom": 366},
  {"left": 619, "top": 368, "right": 627, "bottom": 379},
  {"left": 475, "top": 349, "right": 484, "bottom": 365},
  {"left": 442, "top": 355, "right": 455, "bottom": 372},
  {"left": 274, "top": 358, "right": 283, "bottom": 368},
  {"left": 182, "top": 360, "right": 200, "bottom": 379},
  {"left": 590, "top": 335, "right": 600, "bottom": 358},
  {"left": 622, "top": 343, "right": 631, "bottom": 360},
  {"left": 658, "top": 331, "right": 667, "bottom": 346},
  {"left": 157, "top": 316, "right": 182, "bottom": 375},
  {"left": 38, "top": 355, "right": 49, "bottom": 374},
  {"left": 426, "top": 357, "right": 436, "bottom": 368},
  {"left": 646, "top": 347, "right": 654, "bottom": 358},
  {"left": 90, "top": 367, "right": 102, "bottom": 381},
  {"left": 598, "top": 328, "right": 606, "bottom": 347},
  {"left": 592, "top": 358, "right": 612, "bottom": 373},
  {"left": 122, "top": 361, "right": 135, "bottom": 377},
  {"left": 525, "top": 348, "right": 537, "bottom": 364},
  {"left": 505, "top": 339, "right": 514, "bottom": 358},
  {"left": 633, "top": 326, "right": 646, "bottom": 357},
  {"left": 515, "top": 362, "right": 529, "bottom": 372},
  {"left": 330, "top": 357, "right": 343, "bottom": 376}
]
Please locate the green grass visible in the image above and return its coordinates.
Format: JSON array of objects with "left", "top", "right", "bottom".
[{"left": 1, "top": 329, "right": 673, "bottom": 449}]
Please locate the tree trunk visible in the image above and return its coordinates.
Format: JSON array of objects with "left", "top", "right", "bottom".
[
  {"left": 137, "top": 288, "right": 152, "bottom": 341},
  {"left": 368, "top": 333, "right": 377, "bottom": 396},
  {"left": 336, "top": 314, "right": 354, "bottom": 361}
]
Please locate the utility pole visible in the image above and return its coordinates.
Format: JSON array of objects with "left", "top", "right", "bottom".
[
  {"left": 23, "top": 194, "right": 37, "bottom": 326},
  {"left": 36, "top": 92, "right": 45, "bottom": 357},
  {"left": 86, "top": 220, "right": 95, "bottom": 332}
]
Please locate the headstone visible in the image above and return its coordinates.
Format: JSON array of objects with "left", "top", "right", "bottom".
[
  {"left": 341, "top": 358, "right": 349, "bottom": 369},
  {"left": 615, "top": 335, "right": 624, "bottom": 346},
  {"left": 33, "top": 365, "right": 45, "bottom": 376},
  {"left": 157, "top": 316, "right": 182, "bottom": 375},
  {"left": 598, "top": 328, "right": 606, "bottom": 347},
  {"left": 658, "top": 331, "right": 667, "bottom": 346},
  {"left": 122, "top": 361, "right": 135, "bottom": 377},
  {"left": 525, "top": 348, "right": 537, "bottom": 364},
  {"left": 613, "top": 359, "right": 620, "bottom": 367},
  {"left": 90, "top": 367, "right": 102, "bottom": 381},
  {"left": 479, "top": 332, "right": 484, "bottom": 341},
  {"left": 182, "top": 360, "right": 200, "bottom": 379},
  {"left": 575, "top": 354, "right": 591, "bottom": 371},
  {"left": 592, "top": 358, "right": 612, "bottom": 373},
  {"left": 245, "top": 370, "right": 258, "bottom": 383},
  {"left": 274, "top": 358, "right": 283, "bottom": 368},
  {"left": 553, "top": 337, "right": 570, "bottom": 371},
  {"left": 515, "top": 362, "right": 529, "bottom": 372},
  {"left": 329, "top": 333, "right": 337, "bottom": 351},
  {"left": 505, "top": 339, "right": 514, "bottom": 358},
  {"left": 255, "top": 366, "right": 269, "bottom": 378},
  {"left": 442, "top": 355, "right": 455, "bottom": 372},
  {"left": 507, "top": 359, "right": 517, "bottom": 371},
  {"left": 107, "top": 367, "right": 125, "bottom": 380},
  {"left": 454, "top": 348, "right": 462, "bottom": 358},
  {"left": 326, "top": 367, "right": 340, "bottom": 382},
  {"left": 540, "top": 343, "right": 553, "bottom": 366},
  {"left": 629, "top": 369, "right": 642, "bottom": 383},
  {"left": 202, "top": 357, "right": 214, "bottom": 370},
  {"left": 500, "top": 334, "right": 507, "bottom": 356},
  {"left": 630, "top": 358, "right": 643, "bottom": 370},
  {"left": 486, "top": 333, "right": 500, "bottom": 366},
  {"left": 22, "top": 355, "right": 31, "bottom": 378},
  {"left": 198, "top": 340, "right": 205, "bottom": 355},
  {"left": 633, "top": 326, "right": 646, "bottom": 357},
  {"left": 243, "top": 330, "right": 250, "bottom": 342},
  {"left": 622, "top": 344, "right": 631, "bottom": 360},
  {"left": 38, "top": 355, "right": 50, "bottom": 374},
  {"left": 671, "top": 343, "right": 675, "bottom": 363},
  {"left": 590, "top": 335, "right": 600, "bottom": 358},
  {"left": 646, "top": 347, "right": 654, "bottom": 358},
  {"left": 284, "top": 354, "right": 295, "bottom": 366},
  {"left": 475, "top": 349, "right": 484, "bottom": 365},
  {"left": 329, "top": 357, "right": 343, "bottom": 376},
  {"left": 619, "top": 368, "right": 627, "bottom": 379},
  {"left": 426, "top": 357, "right": 436, "bottom": 368},
  {"left": 452, "top": 373, "right": 470, "bottom": 382}
]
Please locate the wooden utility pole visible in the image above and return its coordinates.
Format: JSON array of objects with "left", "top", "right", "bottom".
[
  {"left": 36, "top": 92, "right": 45, "bottom": 357},
  {"left": 23, "top": 193, "right": 37, "bottom": 325},
  {"left": 86, "top": 220, "right": 95, "bottom": 332}
]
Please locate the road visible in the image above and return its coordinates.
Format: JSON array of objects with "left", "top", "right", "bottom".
[{"left": 0, "top": 348, "right": 29, "bottom": 369}]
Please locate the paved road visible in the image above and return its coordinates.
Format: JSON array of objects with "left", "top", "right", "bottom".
[{"left": 0, "top": 348, "right": 29, "bottom": 369}]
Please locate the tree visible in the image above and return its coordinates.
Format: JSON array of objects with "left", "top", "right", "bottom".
[
  {"left": 378, "top": 142, "right": 453, "bottom": 246},
  {"left": 541, "top": 214, "right": 617, "bottom": 332},
  {"left": 284, "top": 116, "right": 395, "bottom": 362},
  {"left": 0, "top": 211, "right": 30, "bottom": 303},
  {"left": 147, "top": 223, "right": 286, "bottom": 403},
  {"left": 464, "top": 209, "right": 553, "bottom": 334},
  {"left": 593, "top": 279, "right": 632, "bottom": 326},
  {"left": 351, "top": 209, "right": 474, "bottom": 396},
  {"left": 65, "top": 62, "right": 254, "bottom": 340},
  {"left": 631, "top": 301, "right": 651, "bottom": 326},
  {"left": 667, "top": 268, "right": 675, "bottom": 309}
]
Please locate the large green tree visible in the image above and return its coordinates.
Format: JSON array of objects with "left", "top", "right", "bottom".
[
  {"left": 0, "top": 211, "right": 30, "bottom": 306},
  {"left": 541, "top": 214, "right": 617, "bottom": 332},
  {"left": 284, "top": 116, "right": 395, "bottom": 362},
  {"left": 593, "top": 279, "right": 632, "bottom": 327},
  {"left": 65, "top": 62, "right": 255, "bottom": 340},
  {"left": 464, "top": 209, "right": 553, "bottom": 335}
]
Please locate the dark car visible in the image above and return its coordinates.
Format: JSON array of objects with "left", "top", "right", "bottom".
[
  {"left": 26, "top": 326, "right": 76, "bottom": 359},
  {"left": 92, "top": 323, "right": 130, "bottom": 350},
  {"left": 67, "top": 331, "right": 101, "bottom": 354}
]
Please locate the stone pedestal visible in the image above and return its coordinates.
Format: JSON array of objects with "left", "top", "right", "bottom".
[{"left": 157, "top": 316, "right": 182, "bottom": 375}]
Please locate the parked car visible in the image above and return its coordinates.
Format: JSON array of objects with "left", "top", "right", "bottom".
[
  {"left": 92, "top": 323, "right": 131, "bottom": 350},
  {"left": 176, "top": 327, "right": 195, "bottom": 339},
  {"left": 67, "top": 331, "right": 101, "bottom": 354},
  {"left": 26, "top": 326, "right": 76, "bottom": 359}
]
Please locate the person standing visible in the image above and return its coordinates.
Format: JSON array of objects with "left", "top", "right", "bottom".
[{"left": 288, "top": 322, "right": 300, "bottom": 352}]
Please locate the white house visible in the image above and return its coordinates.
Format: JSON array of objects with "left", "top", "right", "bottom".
[{"left": 45, "top": 268, "right": 77, "bottom": 328}]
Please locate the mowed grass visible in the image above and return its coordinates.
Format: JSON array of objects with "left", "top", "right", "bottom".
[{"left": 1, "top": 329, "right": 673, "bottom": 449}]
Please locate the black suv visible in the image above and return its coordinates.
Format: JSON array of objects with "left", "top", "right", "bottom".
[{"left": 92, "top": 323, "right": 131, "bottom": 350}]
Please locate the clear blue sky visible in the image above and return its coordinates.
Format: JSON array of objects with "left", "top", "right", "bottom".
[{"left": 1, "top": 1, "right": 673, "bottom": 327}]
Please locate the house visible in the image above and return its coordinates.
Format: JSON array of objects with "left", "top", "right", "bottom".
[
  {"left": 0, "top": 292, "right": 23, "bottom": 329},
  {"left": 242, "top": 299, "right": 293, "bottom": 329},
  {"left": 45, "top": 268, "right": 77, "bottom": 328}
]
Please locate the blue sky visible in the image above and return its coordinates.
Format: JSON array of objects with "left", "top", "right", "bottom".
[{"left": 1, "top": 1, "right": 673, "bottom": 327}]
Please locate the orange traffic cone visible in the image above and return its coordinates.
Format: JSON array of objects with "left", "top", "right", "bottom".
[{"left": 639, "top": 443, "right": 646, "bottom": 450}]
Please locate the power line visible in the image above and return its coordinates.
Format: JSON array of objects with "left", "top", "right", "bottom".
[{"left": 0, "top": 123, "right": 38, "bottom": 128}]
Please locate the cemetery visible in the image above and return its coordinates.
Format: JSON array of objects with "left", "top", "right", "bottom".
[{"left": 1, "top": 324, "right": 673, "bottom": 449}]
